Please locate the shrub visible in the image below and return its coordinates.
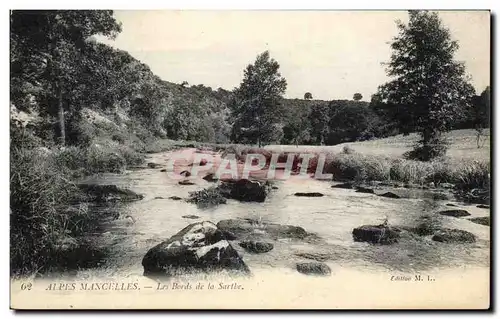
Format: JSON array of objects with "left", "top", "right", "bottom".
[
  {"left": 187, "top": 186, "right": 227, "bottom": 208},
  {"left": 325, "top": 153, "right": 390, "bottom": 182}
]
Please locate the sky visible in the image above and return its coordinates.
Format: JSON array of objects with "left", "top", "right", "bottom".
[{"left": 97, "top": 10, "right": 490, "bottom": 101}]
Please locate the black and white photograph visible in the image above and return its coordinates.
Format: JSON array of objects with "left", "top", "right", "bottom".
[{"left": 9, "top": 9, "right": 491, "bottom": 309}]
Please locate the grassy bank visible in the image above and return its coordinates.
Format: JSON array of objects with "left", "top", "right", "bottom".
[{"left": 10, "top": 119, "right": 151, "bottom": 276}]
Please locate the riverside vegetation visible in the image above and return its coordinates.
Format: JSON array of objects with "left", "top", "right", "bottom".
[{"left": 10, "top": 10, "right": 490, "bottom": 277}]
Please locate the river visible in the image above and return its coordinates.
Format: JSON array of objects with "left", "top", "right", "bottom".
[{"left": 70, "top": 148, "right": 489, "bottom": 282}]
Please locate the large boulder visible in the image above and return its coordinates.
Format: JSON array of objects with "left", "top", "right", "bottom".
[
  {"left": 217, "top": 218, "right": 311, "bottom": 241},
  {"left": 352, "top": 224, "right": 400, "bottom": 244},
  {"left": 219, "top": 179, "right": 270, "bottom": 202},
  {"left": 142, "top": 221, "right": 250, "bottom": 277},
  {"left": 432, "top": 229, "right": 476, "bottom": 243}
]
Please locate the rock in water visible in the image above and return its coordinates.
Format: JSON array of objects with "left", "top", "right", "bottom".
[
  {"left": 203, "top": 173, "right": 218, "bottom": 182},
  {"left": 148, "top": 162, "right": 161, "bottom": 168},
  {"left": 238, "top": 240, "right": 274, "bottom": 253},
  {"left": 295, "top": 252, "right": 331, "bottom": 262},
  {"left": 352, "top": 224, "right": 400, "bottom": 244},
  {"left": 182, "top": 215, "right": 200, "bottom": 219},
  {"left": 77, "top": 184, "right": 144, "bottom": 202},
  {"left": 160, "top": 169, "right": 167, "bottom": 172},
  {"left": 217, "top": 219, "right": 310, "bottom": 241},
  {"left": 179, "top": 180, "right": 196, "bottom": 186},
  {"left": 432, "top": 229, "right": 476, "bottom": 243},
  {"left": 467, "top": 217, "right": 490, "bottom": 226},
  {"left": 331, "top": 182, "right": 354, "bottom": 189},
  {"left": 180, "top": 170, "right": 191, "bottom": 177},
  {"left": 437, "top": 209, "right": 471, "bottom": 218},
  {"left": 355, "top": 186, "right": 375, "bottom": 194},
  {"left": 296, "top": 262, "right": 331, "bottom": 276},
  {"left": 378, "top": 192, "right": 401, "bottom": 199},
  {"left": 168, "top": 196, "right": 183, "bottom": 200},
  {"left": 477, "top": 204, "right": 490, "bottom": 209},
  {"left": 294, "top": 192, "right": 324, "bottom": 197},
  {"left": 219, "top": 179, "right": 269, "bottom": 202},
  {"left": 142, "top": 221, "right": 250, "bottom": 276}
]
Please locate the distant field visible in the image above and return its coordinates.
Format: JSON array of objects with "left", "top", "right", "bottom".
[{"left": 265, "top": 129, "right": 490, "bottom": 163}]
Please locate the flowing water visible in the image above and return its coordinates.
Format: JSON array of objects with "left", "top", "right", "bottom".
[{"left": 72, "top": 149, "right": 490, "bottom": 281}]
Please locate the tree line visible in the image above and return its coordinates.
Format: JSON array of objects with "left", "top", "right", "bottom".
[{"left": 11, "top": 10, "right": 490, "bottom": 161}]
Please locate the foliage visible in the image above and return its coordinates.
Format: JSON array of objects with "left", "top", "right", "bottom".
[
  {"left": 353, "top": 93, "right": 363, "bottom": 101},
  {"left": 230, "top": 51, "right": 287, "bottom": 146},
  {"left": 376, "top": 11, "right": 475, "bottom": 161},
  {"left": 187, "top": 186, "right": 227, "bottom": 209},
  {"left": 304, "top": 92, "right": 313, "bottom": 100}
]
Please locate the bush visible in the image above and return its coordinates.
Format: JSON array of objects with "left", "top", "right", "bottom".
[
  {"left": 325, "top": 153, "right": 390, "bottom": 182},
  {"left": 187, "top": 186, "right": 227, "bottom": 208}
]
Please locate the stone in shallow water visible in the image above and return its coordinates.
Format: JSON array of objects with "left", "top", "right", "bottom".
[
  {"left": 355, "top": 186, "right": 375, "bottom": 194},
  {"left": 142, "top": 221, "right": 250, "bottom": 276},
  {"left": 238, "top": 240, "right": 274, "bottom": 253},
  {"left": 178, "top": 180, "right": 196, "bottom": 186},
  {"left": 437, "top": 209, "right": 471, "bottom": 218},
  {"left": 432, "top": 228, "right": 476, "bottom": 243},
  {"left": 296, "top": 262, "right": 331, "bottom": 276},
  {"left": 180, "top": 170, "right": 191, "bottom": 177},
  {"left": 147, "top": 162, "right": 161, "bottom": 168},
  {"left": 217, "top": 219, "right": 311, "bottom": 241},
  {"left": 202, "top": 173, "right": 218, "bottom": 182},
  {"left": 477, "top": 204, "right": 490, "bottom": 209},
  {"left": 182, "top": 215, "right": 200, "bottom": 219},
  {"left": 468, "top": 217, "right": 490, "bottom": 226},
  {"left": 218, "top": 179, "right": 269, "bottom": 202},
  {"left": 168, "top": 196, "right": 183, "bottom": 200},
  {"left": 77, "top": 184, "right": 144, "bottom": 202},
  {"left": 295, "top": 252, "right": 331, "bottom": 262},
  {"left": 331, "top": 182, "right": 354, "bottom": 189},
  {"left": 378, "top": 192, "right": 401, "bottom": 199},
  {"left": 352, "top": 224, "right": 400, "bottom": 244},
  {"left": 294, "top": 192, "right": 324, "bottom": 197}
]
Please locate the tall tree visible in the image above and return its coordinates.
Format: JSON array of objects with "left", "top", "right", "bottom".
[
  {"left": 10, "top": 10, "right": 122, "bottom": 145},
  {"left": 230, "top": 51, "right": 287, "bottom": 147},
  {"left": 377, "top": 10, "right": 475, "bottom": 160}
]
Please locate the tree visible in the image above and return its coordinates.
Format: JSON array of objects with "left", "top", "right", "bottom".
[
  {"left": 472, "top": 86, "right": 490, "bottom": 148},
  {"left": 308, "top": 103, "right": 330, "bottom": 145},
  {"left": 230, "top": 51, "right": 287, "bottom": 146},
  {"left": 10, "top": 10, "right": 122, "bottom": 145},
  {"left": 304, "top": 92, "right": 313, "bottom": 100},
  {"left": 353, "top": 93, "right": 363, "bottom": 101},
  {"left": 377, "top": 10, "right": 475, "bottom": 160}
]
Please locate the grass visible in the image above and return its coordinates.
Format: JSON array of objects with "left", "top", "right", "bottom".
[
  {"left": 215, "top": 129, "right": 490, "bottom": 194},
  {"left": 10, "top": 147, "right": 94, "bottom": 276}
]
